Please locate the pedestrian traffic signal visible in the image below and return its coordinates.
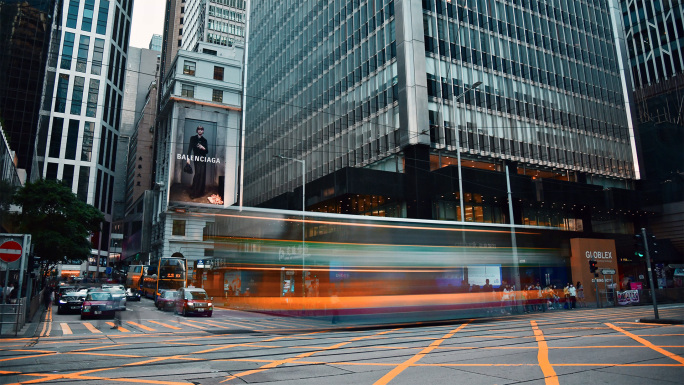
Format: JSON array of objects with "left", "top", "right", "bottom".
[
  {"left": 634, "top": 234, "right": 645, "bottom": 258},
  {"left": 28, "top": 255, "right": 41, "bottom": 270},
  {"left": 589, "top": 259, "right": 598, "bottom": 273}
]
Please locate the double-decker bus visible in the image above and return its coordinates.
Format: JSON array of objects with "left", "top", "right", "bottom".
[
  {"left": 140, "top": 257, "right": 187, "bottom": 299},
  {"left": 126, "top": 265, "right": 149, "bottom": 290}
]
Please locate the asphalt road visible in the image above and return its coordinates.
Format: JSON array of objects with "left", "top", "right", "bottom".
[{"left": 0, "top": 300, "right": 682, "bottom": 385}]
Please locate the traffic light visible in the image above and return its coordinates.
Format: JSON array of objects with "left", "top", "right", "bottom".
[
  {"left": 28, "top": 255, "right": 41, "bottom": 270},
  {"left": 634, "top": 234, "right": 645, "bottom": 258},
  {"left": 589, "top": 259, "right": 598, "bottom": 273}
]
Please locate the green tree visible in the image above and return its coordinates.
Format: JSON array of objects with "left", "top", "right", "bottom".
[{"left": 12, "top": 179, "right": 104, "bottom": 265}]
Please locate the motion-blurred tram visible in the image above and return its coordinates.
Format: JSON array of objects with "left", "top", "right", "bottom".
[{"left": 189, "top": 208, "right": 570, "bottom": 322}]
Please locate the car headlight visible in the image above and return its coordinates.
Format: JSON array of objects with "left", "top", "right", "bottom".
[
  {"left": 208, "top": 302, "right": 213, "bottom": 307},
  {"left": 187, "top": 302, "right": 194, "bottom": 308},
  {"left": 59, "top": 299, "right": 66, "bottom": 304}
]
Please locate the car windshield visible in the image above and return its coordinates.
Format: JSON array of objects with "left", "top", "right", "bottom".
[
  {"left": 87, "top": 293, "right": 112, "bottom": 301},
  {"left": 188, "top": 291, "right": 208, "bottom": 300},
  {"left": 163, "top": 291, "right": 177, "bottom": 299},
  {"left": 63, "top": 294, "right": 83, "bottom": 300}
]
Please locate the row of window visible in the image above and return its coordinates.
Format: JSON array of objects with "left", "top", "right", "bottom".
[
  {"left": 66, "top": 0, "right": 110, "bottom": 35},
  {"left": 207, "top": 19, "right": 245, "bottom": 37},
  {"left": 209, "top": 0, "right": 246, "bottom": 10},
  {"left": 180, "top": 84, "right": 224, "bottom": 103},
  {"left": 208, "top": 5, "right": 244, "bottom": 23},
  {"left": 182, "top": 60, "right": 225, "bottom": 80}
]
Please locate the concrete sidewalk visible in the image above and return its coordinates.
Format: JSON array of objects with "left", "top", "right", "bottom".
[{"left": 0, "top": 305, "right": 45, "bottom": 338}]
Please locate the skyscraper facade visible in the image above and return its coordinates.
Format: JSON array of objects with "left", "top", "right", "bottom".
[
  {"left": 244, "top": 0, "right": 640, "bottom": 230},
  {"left": 182, "top": 0, "right": 246, "bottom": 52},
  {"left": 0, "top": 0, "right": 57, "bottom": 177},
  {"left": 33, "top": 0, "right": 133, "bottom": 272}
]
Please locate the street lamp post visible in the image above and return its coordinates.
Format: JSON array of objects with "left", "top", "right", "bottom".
[
  {"left": 450, "top": 81, "right": 482, "bottom": 222},
  {"left": 274, "top": 155, "right": 306, "bottom": 297}
]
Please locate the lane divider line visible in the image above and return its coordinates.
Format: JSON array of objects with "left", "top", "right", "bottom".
[
  {"left": 373, "top": 324, "right": 469, "bottom": 385},
  {"left": 221, "top": 328, "right": 399, "bottom": 383},
  {"left": 606, "top": 323, "right": 684, "bottom": 365},
  {"left": 531, "top": 320, "right": 560, "bottom": 385}
]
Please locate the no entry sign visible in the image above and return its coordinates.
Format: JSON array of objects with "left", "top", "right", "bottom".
[{"left": 0, "top": 241, "right": 22, "bottom": 263}]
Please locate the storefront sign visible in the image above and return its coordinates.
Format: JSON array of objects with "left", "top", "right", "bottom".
[{"left": 618, "top": 290, "right": 639, "bottom": 305}]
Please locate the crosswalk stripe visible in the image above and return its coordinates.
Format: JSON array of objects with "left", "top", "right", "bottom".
[
  {"left": 125, "top": 321, "right": 156, "bottom": 331},
  {"left": 148, "top": 320, "right": 182, "bottom": 330},
  {"left": 60, "top": 323, "right": 72, "bottom": 335},
  {"left": 83, "top": 322, "right": 102, "bottom": 334},
  {"left": 105, "top": 322, "right": 131, "bottom": 332},
  {"left": 170, "top": 320, "right": 207, "bottom": 329}
]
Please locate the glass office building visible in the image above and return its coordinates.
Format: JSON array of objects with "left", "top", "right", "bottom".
[{"left": 244, "top": 0, "right": 638, "bottom": 226}]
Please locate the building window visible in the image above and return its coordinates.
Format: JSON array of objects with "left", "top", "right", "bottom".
[
  {"left": 212, "top": 89, "right": 223, "bottom": 102},
  {"left": 76, "top": 35, "right": 90, "bottom": 72},
  {"left": 82, "top": 0, "right": 95, "bottom": 32},
  {"left": 181, "top": 84, "right": 194, "bottom": 98},
  {"left": 70, "top": 76, "right": 85, "bottom": 115},
  {"left": 66, "top": 0, "right": 80, "bottom": 29},
  {"left": 91, "top": 38, "right": 104, "bottom": 75},
  {"left": 96, "top": 0, "right": 109, "bottom": 35},
  {"left": 183, "top": 60, "right": 196, "bottom": 75},
  {"left": 213, "top": 66, "right": 224, "bottom": 80},
  {"left": 54, "top": 74, "right": 69, "bottom": 113},
  {"left": 172, "top": 220, "right": 186, "bottom": 236},
  {"left": 86, "top": 79, "right": 99, "bottom": 117},
  {"left": 61, "top": 32, "right": 75, "bottom": 70}
]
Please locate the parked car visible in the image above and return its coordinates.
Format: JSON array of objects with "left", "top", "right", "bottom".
[
  {"left": 154, "top": 289, "right": 167, "bottom": 308},
  {"left": 156, "top": 290, "right": 178, "bottom": 311},
  {"left": 125, "top": 288, "right": 141, "bottom": 301},
  {"left": 80, "top": 292, "right": 115, "bottom": 319},
  {"left": 57, "top": 291, "right": 86, "bottom": 314},
  {"left": 175, "top": 287, "right": 213, "bottom": 317}
]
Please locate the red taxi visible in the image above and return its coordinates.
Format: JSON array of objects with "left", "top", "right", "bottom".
[{"left": 80, "top": 291, "right": 115, "bottom": 320}]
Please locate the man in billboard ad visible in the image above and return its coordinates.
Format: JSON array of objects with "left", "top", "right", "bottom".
[{"left": 171, "top": 118, "right": 225, "bottom": 204}]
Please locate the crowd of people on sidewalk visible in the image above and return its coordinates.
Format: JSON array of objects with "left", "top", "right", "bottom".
[
  {"left": 0, "top": 282, "right": 18, "bottom": 304},
  {"left": 472, "top": 279, "right": 586, "bottom": 314}
]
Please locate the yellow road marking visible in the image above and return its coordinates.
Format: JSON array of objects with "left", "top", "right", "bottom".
[
  {"left": 222, "top": 329, "right": 399, "bottom": 383},
  {"left": 126, "top": 321, "right": 156, "bottom": 331},
  {"left": 173, "top": 320, "right": 207, "bottom": 329},
  {"left": 606, "top": 323, "right": 684, "bottom": 365},
  {"left": 373, "top": 324, "right": 468, "bottom": 385},
  {"left": 59, "top": 323, "right": 72, "bottom": 335},
  {"left": 531, "top": 320, "right": 559, "bottom": 385},
  {"left": 83, "top": 322, "right": 101, "bottom": 334},
  {"left": 105, "top": 322, "right": 131, "bottom": 332},
  {"left": 148, "top": 320, "right": 182, "bottom": 330},
  {"left": 40, "top": 307, "right": 51, "bottom": 337}
]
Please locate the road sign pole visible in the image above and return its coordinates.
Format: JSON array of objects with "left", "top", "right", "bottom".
[{"left": 641, "top": 227, "right": 659, "bottom": 319}]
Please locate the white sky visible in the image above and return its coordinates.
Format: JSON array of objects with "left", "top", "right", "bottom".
[{"left": 129, "top": 0, "right": 166, "bottom": 49}]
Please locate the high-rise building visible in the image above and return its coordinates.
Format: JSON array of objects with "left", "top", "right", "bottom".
[
  {"left": 617, "top": 0, "right": 684, "bottom": 255},
  {"left": 182, "top": 0, "right": 246, "bottom": 51},
  {"left": 244, "top": 0, "right": 642, "bottom": 232},
  {"left": 0, "top": 0, "right": 57, "bottom": 177},
  {"left": 149, "top": 33, "right": 162, "bottom": 51},
  {"left": 33, "top": 0, "right": 134, "bottom": 275}
]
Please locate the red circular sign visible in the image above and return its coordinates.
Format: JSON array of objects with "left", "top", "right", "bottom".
[{"left": 0, "top": 241, "right": 22, "bottom": 263}]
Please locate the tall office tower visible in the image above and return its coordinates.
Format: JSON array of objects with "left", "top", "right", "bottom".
[
  {"left": 0, "top": 0, "right": 57, "bottom": 178},
  {"left": 244, "top": 0, "right": 640, "bottom": 228},
  {"left": 160, "top": 0, "right": 184, "bottom": 88},
  {"left": 33, "top": 0, "right": 134, "bottom": 274},
  {"left": 149, "top": 33, "right": 162, "bottom": 51},
  {"left": 182, "top": 0, "right": 246, "bottom": 51},
  {"left": 618, "top": 0, "right": 684, "bottom": 254}
]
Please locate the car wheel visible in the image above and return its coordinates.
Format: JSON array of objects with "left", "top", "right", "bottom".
[
  {"left": 182, "top": 307, "right": 187, "bottom": 317},
  {"left": 206, "top": 312, "right": 212, "bottom": 317},
  {"left": 57, "top": 308, "right": 62, "bottom": 315},
  {"left": 80, "top": 314, "right": 87, "bottom": 320}
]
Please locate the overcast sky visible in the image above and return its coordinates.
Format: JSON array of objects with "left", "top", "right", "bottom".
[{"left": 129, "top": 0, "right": 166, "bottom": 49}]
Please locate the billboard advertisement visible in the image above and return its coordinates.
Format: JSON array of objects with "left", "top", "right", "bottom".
[{"left": 170, "top": 118, "right": 226, "bottom": 205}]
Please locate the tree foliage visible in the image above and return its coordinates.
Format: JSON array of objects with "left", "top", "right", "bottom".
[{"left": 12, "top": 179, "right": 104, "bottom": 264}]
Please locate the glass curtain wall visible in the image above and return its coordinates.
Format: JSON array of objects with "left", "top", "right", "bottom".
[
  {"left": 422, "top": 0, "right": 634, "bottom": 180},
  {"left": 245, "top": 0, "right": 400, "bottom": 205}
]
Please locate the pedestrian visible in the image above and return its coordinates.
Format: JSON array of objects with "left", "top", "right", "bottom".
[
  {"left": 576, "top": 281, "right": 585, "bottom": 308},
  {"left": 563, "top": 284, "right": 570, "bottom": 309},
  {"left": 43, "top": 287, "right": 53, "bottom": 309},
  {"left": 501, "top": 285, "right": 511, "bottom": 314},
  {"left": 568, "top": 283, "right": 577, "bottom": 309}
]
